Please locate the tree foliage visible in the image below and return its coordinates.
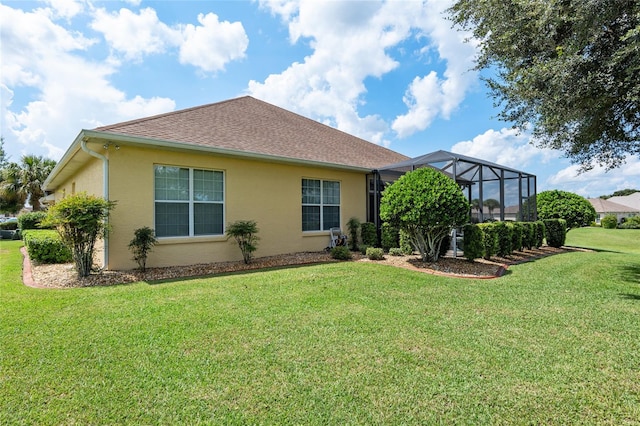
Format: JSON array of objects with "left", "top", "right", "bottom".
[
  {"left": 537, "top": 190, "right": 596, "bottom": 230},
  {"left": 380, "top": 167, "right": 470, "bottom": 262},
  {"left": 449, "top": 0, "right": 640, "bottom": 170},
  {"left": 45, "top": 193, "right": 115, "bottom": 278},
  {"left": 600, "top": 188, "right": 639, "bottom": 199},
  {"left": 0, "top": 155, "right": 56, "bottom": 212}
]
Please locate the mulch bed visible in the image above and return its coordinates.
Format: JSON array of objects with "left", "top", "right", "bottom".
[{"left": 23, "top": 246, "right": 577, "bottom": 289}]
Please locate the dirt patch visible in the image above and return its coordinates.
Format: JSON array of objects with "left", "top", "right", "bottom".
[{"left": 24, "top": 246, "right": 576, "bottom": 289}]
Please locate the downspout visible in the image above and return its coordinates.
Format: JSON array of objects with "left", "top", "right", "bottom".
[{"left": 81, "top": 138, "right": 109, "bottom": 269}]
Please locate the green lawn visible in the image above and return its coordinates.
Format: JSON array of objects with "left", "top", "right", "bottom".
[{"left": 2, "top": 229, "right": 640, "bottom": 424}]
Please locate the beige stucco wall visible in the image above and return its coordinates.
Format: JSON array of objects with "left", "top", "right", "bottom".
[{"left": 102, "top": 144, "right": 367, "bottom": 269}]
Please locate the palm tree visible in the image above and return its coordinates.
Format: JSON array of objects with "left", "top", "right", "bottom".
[
  {"left": 0, "top": 155, "right": 56, "bottom": 212},
  {"left": 483, "top": 198, "right": 501, "bottom": 219}
]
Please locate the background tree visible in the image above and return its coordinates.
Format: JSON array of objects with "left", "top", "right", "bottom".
[
  {"left": 600, "top": 188, "right": 639, "bottom": 199},
  {"left": 0, "top": 155, "right": 56, "bottom": 211},
  {"left": 380, "top": 167, "right": 470, "bottom": 262},
  {"left": 449, "top": 0, "right": 640, "bottom": 170},
  {"left": 537, "top": 190, "right": 596, "bottom": 230},
  {"left": 483, "top": 198, "right": 500, "bottom": 219},
  {"left": 0, "top": 137, "right": 8, "bottom": 169}
]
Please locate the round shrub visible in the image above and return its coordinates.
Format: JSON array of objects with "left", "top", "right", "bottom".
[
  {"left": 600, "top": 214, "right": 618, "bottom": 229},
  {"left": 543, "top": 219, "right": 567, "bottom": 248},
  {"left": 17, "top": 211, "right": 50, "bottom": 230},
  {"left": 330, "top": 245, "right": 352, "bottom": 260},
  {"left": 366, "top": 247, "right": 385, "bottom": 260},
  {"left": 388, "top": 247, "right": 404, "bottom": 256}
]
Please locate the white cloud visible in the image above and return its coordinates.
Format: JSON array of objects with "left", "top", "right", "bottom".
[
  {"left": 178, "top": 13, "right": 249, "bottom": 73},
  {"left": 546, "top": 157, "right": 640, "bottom": 197},
  {"left": 252, "top": 0, "right": 478, "bottom": 147},
  {"left": 392, "top": 0, "right": 477, "bottom": 138},
  {"left": 451, "top": 127, "right": 557, "bottom": 169},
  {"left": 90, "top": 8, "right": 248, "bottom": 72},
  {"left": 91, "top": 7, "right": 178, "bottom": 60},
  {"left": 44, "top": 0, "right": 85, "bottom": 19},
  {"left": 0, "top": 4, "right": 175, "bottom": 161},
  {"left": 249, "top": 0, "right": 417, "bottom": 145}
]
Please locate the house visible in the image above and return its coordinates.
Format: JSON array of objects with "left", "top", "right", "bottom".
[
  {"left": 607, "top": 192, "right": 640, "bottom": 211},
  {"left": 43, "top": 96, "right": 408, "bottom": 270},
  {"left": 588, "top": 198, "right": 640, "bottom": 225}
]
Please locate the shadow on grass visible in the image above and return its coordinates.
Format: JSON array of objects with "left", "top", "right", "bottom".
[
  {"left": 618, "top": 262, "right": 640, "bottom": 285},
  {"left": 146, "top": 261, "right": 338, "bottom": 285},
  {"left": 619, "top": 293, "right": 640, "bottom": 301}
]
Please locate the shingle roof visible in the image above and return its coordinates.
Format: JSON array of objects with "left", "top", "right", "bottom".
[
  {"left": 93, "top": 96, "right": 408, "bottom": 170},
  {"left": 588, "top": 198, "right": 640, "bottom": 213}
]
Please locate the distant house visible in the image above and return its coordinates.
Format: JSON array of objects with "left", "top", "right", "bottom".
[
  {"left": 588, "top": 198, "right": 640, "bottom": 225},
  {"left": 608, "top": 192, "right": 640, "bottom": 211},
  {"left": 43, "top": 96, "right": 408, "bottom": 270}
]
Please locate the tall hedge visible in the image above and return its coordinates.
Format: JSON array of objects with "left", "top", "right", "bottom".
[
  {"left": 360, "top": 222, "right": 378, "bottom": 248},
  {"left": 463, "top": 223, "right": 484, "bottom": 261},
  {"left": 543, "top": 219, "right": 567, "bottom": 248},
  {"left": 534, "top": 221, "right": 545, "bottom": 248},
  {"left": 478, "top": 223, "right": 498, "bottom": 260}
]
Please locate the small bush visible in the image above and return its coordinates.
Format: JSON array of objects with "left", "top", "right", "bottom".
[
  {"left": 493, "top": 221, "right": 512, "bottom": 256},
  {"left": 509, "top": 222, "right": 524, "bottom": 252},
  {"left": 381, "top": 222, "right": 399, "bottom": 252},
  {"left": 18, "top": 212, "right": 49, "bottom": 230},
  {"left": 366, "top": 247, "right": 385, "bottom": 260},
  {"left": 128, "top": 227, "right": 158, "bottom": 272},
  {"left": 330, "top": 245, "right": 352, "bottom": 260},
  {"left": 601, "top": 214, "right": 618, "bottom": 229},
  {"left": 361, "top": 222, "right": 378, "bottom": 247},
  {"left": 359, "top": 245, "right": 370, "bottom": 255},
  {"left": 463, "top": 223, "right": 484, "bottom": 261},
  {"left": 619, "top": 216, "right": 640, "bottom": 229},
  {"left": 522, "top": 222, "right": 535, "bottom": 250},
  {"left": 543, "top": 219, "right": 567, "bottom": 248},
  {"left": 226, "top": 220, "right": 259, "bottom": 264},
  {"left": 346, "top": 217, "right": 361, "bottom": 251},
  {"left": 388, "top": 247, "right": 404, "bottom": 256},
  {"left": 22, "top": 230, "right": 72, "bottom": 264}
]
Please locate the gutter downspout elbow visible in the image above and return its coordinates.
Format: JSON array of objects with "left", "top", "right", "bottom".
[{"left": 81, "top": 139, "right": 109, "bottom": 269}]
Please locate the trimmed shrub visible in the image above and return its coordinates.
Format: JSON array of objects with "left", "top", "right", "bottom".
[
  {"left": 534, "top": 221, "right": 545, "bottom": 248},
  {"left": 331, "top": 245, "right": 352, "bottom": 260},
  {"left": 22, "top": 230, "right": 72, "bottom": 264},
  {"left": 463, "top": 223, "right": 484, "bottom": 261},
  {"left": 388, "top": 247, "right": 404, "bottom": 256},
  {"left": 128, "top": 227, "right": 158, "bottom": 272},
  {"left": 521, "top": 222, "right": 535, "bottom": 250},
  {"left": 478, "top": 223, "right": 498, "bottom": 260},
  {"left": 493, "top": 221, "right": 512, "bottom": 256},
  {"left": 359, "top": 245, "right": 370, "bottom": 255},
  {"left": 361, "top": 222, "right": 378, "bottom": 247},
  {"left": 381, "top": 222, "right": 399, "bottom": 252},
  {"left": 346, "top": 217, "right": 361, "bottom": 251},
  {"left": 226, "top": 220, "right": 259, "bottom": 264},
  {"left": 509, "top": 222, "right": 524, "bottom": 252},
  {"left": 17, "top": 211, "right": 49, "bottom": 230},
  {"left": 366, "top": 247, "right": 385, "bottom": 260},
  {"left": 601, "top": 214, "right": 618, "bottom": 229},
  {"left": 543, "top": 219, "right": 567, "bottom": 248}
]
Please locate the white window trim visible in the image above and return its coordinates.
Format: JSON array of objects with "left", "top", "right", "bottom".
[
  {"left": 154, "top": 165, "right": 225, "bottom": 238},
  {"left": 302, "top": 178, "right": 340, "bottom": 232}
]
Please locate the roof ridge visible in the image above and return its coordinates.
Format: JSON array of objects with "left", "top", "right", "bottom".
[{"left": 94, "top": 96, "right": 253, "bottom": 131}]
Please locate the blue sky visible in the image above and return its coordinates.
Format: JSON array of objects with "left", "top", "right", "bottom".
[{"left": 2, "top": 0, "right": 638, "bottom": 198}]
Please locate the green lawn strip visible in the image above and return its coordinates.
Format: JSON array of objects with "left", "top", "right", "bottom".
[
  {"left": 566, "top": 227, "right": 640, "bottom": 254},
  {"left": 1, "top": 235, "right": 640, "bottom": 424}
]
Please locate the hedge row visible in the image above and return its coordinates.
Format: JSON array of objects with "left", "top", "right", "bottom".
[
  {"left": 22, "top": 230, "right": 72, "bottom": 264},
  {"left": 463, "top": 220, "right": 565, "bottom": 261}
]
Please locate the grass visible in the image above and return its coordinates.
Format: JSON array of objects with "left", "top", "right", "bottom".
[{"left": 2, "top": 228, "right": 640, "bottom": 424}]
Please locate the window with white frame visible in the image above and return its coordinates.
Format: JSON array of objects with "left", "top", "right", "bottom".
[
  {"left": 154, "top": 165, "right": 224, "bottom": 237},
  {"left": 302, "top": 178, "right": 340, "bottom": 231}
]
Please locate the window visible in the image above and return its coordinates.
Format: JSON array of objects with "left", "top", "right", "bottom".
[
  {"left": 302, "top": 178, "right": 340, "bottom": 231},
  {"left": 155, "top": 165, "right": 224, "bottom": 237}
]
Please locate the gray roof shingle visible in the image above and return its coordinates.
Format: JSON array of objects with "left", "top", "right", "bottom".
[{"left": 94, "top": 96, "right": 408, "bottom": 170}]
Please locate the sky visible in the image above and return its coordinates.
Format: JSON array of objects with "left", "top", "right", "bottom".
[{"left": 1, "top": 0, "right": 638, "bottom": 198}]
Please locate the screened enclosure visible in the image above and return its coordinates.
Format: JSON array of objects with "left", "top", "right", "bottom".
[{"left": 367, "top": 150, "right": 537, "bottom": 230}]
